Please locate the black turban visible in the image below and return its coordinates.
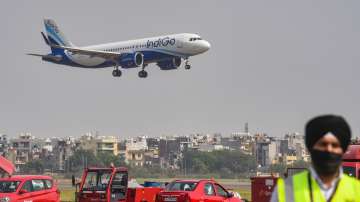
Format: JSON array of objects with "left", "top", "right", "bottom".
[{"left": 305, "top": 114, "right": 351, "bottom": 151}]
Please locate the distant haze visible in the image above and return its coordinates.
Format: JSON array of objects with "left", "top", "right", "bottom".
[{"left": 1, "top": 1, "right": 359, "bottom": 138}]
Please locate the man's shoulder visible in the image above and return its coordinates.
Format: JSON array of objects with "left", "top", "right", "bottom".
[
  {"left": 291, "top": 170, "right": 309, "bottom": 179},
  {"left": 342, "top": 174, "right": 360, "bottom": 185},
  {"left": 277, "top": 170, "right": 309, "bottom": 184}
]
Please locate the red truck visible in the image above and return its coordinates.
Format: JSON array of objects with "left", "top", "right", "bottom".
[
  {"left": 75, "top": 166, "right": 163, "bottom": 202},
  {"left": 342, "top": 144, "right": 360, "bottom": 179}
]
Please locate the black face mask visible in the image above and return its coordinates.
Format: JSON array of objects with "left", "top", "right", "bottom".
[{"left": 310, "top": 149, "right": 342, "bottom": 176}]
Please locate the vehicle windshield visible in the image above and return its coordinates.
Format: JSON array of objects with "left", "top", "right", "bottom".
[
  {"left": 166, "top": 182, "right": 197, "bottom": 191},
  {"left": 343, "top": 166, "right": 356, "bottom": 177},
  {"left": 0, "top": 181, "right": 20, "bottom": 193},
  {"left": 82, "top": 170, "right": 112, "bottom": 191}
]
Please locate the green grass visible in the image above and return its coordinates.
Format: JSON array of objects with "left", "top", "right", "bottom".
[
  {"left": 233, "top": 188, "right": 251, "bottom": 201},
  {"left": 60, "top": 189, "right": 75, "bottom": 202}
]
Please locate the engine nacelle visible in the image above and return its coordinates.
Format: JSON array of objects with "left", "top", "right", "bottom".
[
  {"left": 157, "top": 57, "right": 182, "bottom": 70},
  {"left": 120, "top": 52, "right": 144, "bottom": 68}
]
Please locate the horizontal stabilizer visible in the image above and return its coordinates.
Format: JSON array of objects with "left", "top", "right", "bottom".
[
  {"left": 27, "top": 53, "right": 46, "bottom": 57},
  {"left": 27, "top": 53, "right": 62, "bottom": 62}
]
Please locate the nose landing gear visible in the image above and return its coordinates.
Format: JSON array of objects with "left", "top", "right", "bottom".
[{"left": 185, "top": 59, "right": 191, "bottom": 70}]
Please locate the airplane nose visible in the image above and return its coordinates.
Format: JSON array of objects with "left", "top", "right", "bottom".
[
  {"left": 203, "top": 41, "right": 211, "bottom": 51},
  {"left": 197, "top": 40, "right": 210, "bottom": 53}
]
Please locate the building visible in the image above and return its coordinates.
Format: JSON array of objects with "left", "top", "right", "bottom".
[
  {"left": 10, "top": 133, "right": 44, "bottom": 166},
  {"left": 198, "top": 143, "right": 225, "bottom": 152},
  {"left": 96, "top": 136, "right": 119, "bottom": 155},
  {"left": 256, "top": 140, "right": 277, "bottom": 167},
  {"left": 159, "top": 138, "right": 181, "bottom": 169},
  {"left": 53, "top": 137, "right": 76, "bottom": 171},
  {"left": 77, "top": 133, "right": 119, "bottom": 156},
  {"left": 126, "top": 149, "right": 145, "bottom": 167},
  {"left": 0, "top": 134, "right": 8, "bottom": 156}
]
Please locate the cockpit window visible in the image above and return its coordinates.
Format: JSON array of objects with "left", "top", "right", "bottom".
[{"left": 189, "top": 37, "right": 202, "bottom": 41}]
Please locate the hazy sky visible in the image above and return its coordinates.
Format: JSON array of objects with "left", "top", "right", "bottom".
[{"left": 1, "top": 1, "right": 359, "bottom": 138}]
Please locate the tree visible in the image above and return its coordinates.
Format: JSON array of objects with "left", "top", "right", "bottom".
[
  {"left": 22, "top": 160, "right": 44, "bottom": 174},
  {"left": 268, "top": 163, "right": 287, "bottom": 175},
  {"left": 182, "top": 150, "right": 256, "bottom": 178},
  {"left": 68, "top": 149, "right": 98, "bottom": 172},
  {"left": 97, "top": 152, "right": 126, "bottom": 167}
]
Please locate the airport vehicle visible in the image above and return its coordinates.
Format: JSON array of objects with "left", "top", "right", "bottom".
[
  {"left": 251, "top": 176, "right": 277, "bottom": 202},
  {"left": 76, "top": 167, "right": 128, "bottom": 202},
  {"left": 75, "top": 166, "right": 163, "bottom": 202},
  {"left": 0, "top": 156, "right": 60, "bottom": 202},
  {"left": 28, "top": 19, "right": 211, "bottom": 78},
  {"left": 0, "top": 175, "right": 60, "bottom": 202},
  {"left": 342, "top": 144, "right": 360, "bottom": 179},
  {"left": 155, "top": 179, "right": 244, "bottom": 202}
]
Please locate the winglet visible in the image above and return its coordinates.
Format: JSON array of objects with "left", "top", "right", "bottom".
[{"left": 41, "top": 31, "right": 50, "bottom": 45}]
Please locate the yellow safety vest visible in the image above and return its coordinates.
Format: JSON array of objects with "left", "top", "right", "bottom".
[{"left": 277, "top": 170, "right": 360, "bottom": 202}]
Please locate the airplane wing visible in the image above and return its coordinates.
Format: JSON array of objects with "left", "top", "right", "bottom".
[{"left": 51, "top": 44, "right": 124, "bottom": 60}]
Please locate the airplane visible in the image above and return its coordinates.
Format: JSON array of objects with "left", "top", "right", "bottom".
[{"left": 28, "top": 19, "right": 211, "bottom": 78}]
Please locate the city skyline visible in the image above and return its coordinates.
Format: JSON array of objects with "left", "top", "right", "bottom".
[{"left": 1, "top": 1, "right": 360, "bottom": 138}]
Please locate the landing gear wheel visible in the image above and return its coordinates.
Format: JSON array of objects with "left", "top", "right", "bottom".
[
  {"left": 185, "top": 64, "right": 191, "bottom": 70},
  {"left": 112, "top": 69, "right": 122, "bottom": 77},
  {"left": 138, "top": 70, "right": 148, "bottom": 78}
]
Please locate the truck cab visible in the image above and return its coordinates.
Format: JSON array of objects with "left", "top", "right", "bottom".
[
  {"left": 76, "top": 167, "right": 128, "bottom": 202},
  {"left": 342, "top": 145, "right": 360, "bottom": 179}
]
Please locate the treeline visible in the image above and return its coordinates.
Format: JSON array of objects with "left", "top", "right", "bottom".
[
  {"left": 181, "top": 150, "right": 257, "bottom": 178},
  {"left": 22, "top": 149, "right": 257, "bottom": 179},
  {"left": 21, "top": 149, "right": 126, "bottom": 176}
]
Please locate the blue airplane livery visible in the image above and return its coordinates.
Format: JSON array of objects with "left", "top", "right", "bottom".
[{"left": 28, "top": 19, "right": 211, "bottom": 78}]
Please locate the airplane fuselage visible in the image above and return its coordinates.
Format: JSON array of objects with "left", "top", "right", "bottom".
[{"left": 50, "top": 33, "right": 210, "bottom": 68}]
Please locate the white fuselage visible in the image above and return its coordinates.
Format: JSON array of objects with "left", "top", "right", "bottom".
[{"left": 65, "top": 33, "right": 210, "bottom": 67}]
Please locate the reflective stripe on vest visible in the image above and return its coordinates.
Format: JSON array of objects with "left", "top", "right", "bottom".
[
  {"left": 277, "top": 170, "right": 360, "bottom": 202},
  {"left": 277, "top": 177, "right": 294, "bottom": 202}
]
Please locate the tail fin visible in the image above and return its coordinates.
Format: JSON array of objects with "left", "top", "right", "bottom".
[{"left": 44, "top": 19, "right": 74, "bottom": 47}]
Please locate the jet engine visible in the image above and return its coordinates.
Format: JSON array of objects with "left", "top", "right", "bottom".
[
  {"left": 157, "top": 57, "right": 181, "bottom": 70},
  {"left": 120, "top": 52, "right": 144, "bottom": 68}
]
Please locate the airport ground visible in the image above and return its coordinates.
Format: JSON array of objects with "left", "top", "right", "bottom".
[{"left": 58, "top": 178, "right": 252, "bottom": 202}]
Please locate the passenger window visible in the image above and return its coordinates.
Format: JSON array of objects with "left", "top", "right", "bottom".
[
  {"left": 44, "top": 180, "right": 53, "bottom": 189},
  {"left": 21, "top": 180, "right": 33, "bottom": 192},
  {"left": 204, "top": 183, "right": 215, "bottom": 196},
  {"left": 32, "top": 180, "right": 45, "bottom": 191},
  {"left": 214, "top": 184, "right": 228, "bottom": 197}
]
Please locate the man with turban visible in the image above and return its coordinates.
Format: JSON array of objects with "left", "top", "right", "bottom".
[{"left": 271, "top": 114, "right": 360, "bottom": 202}]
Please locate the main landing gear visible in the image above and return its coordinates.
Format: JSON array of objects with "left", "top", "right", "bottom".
[
  {"left": 112, "top": 69, "right": 122, "bottom": 77},
  {"left": 112, "top": 62, "right": 122, "bottom": 77},
  {"left": 138, "top": 64, "right": 148, "bottom": 78},
  {"left": 185, "top": 59, "right": 191, "bottom": 70}
]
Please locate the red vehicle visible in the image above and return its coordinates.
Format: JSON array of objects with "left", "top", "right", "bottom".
[
  {"left": 0, "top": 175, "right": 60, "bottom": 202},
  {"left": 342, "top": 144, "right": 360, "bottom": 179},
  {"left": 76, "top": 167, "right": 129, "bottom": 202},
  {"left": 76, "top": 166, "right": 163, "bottom": 202},
  {"left": 155, "top": 179, "right": 243, "bottom": 202}
]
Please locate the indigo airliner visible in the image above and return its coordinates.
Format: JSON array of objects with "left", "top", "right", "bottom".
[{"left": 28, "top": 19, "right": 211, "bottom": 78}]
